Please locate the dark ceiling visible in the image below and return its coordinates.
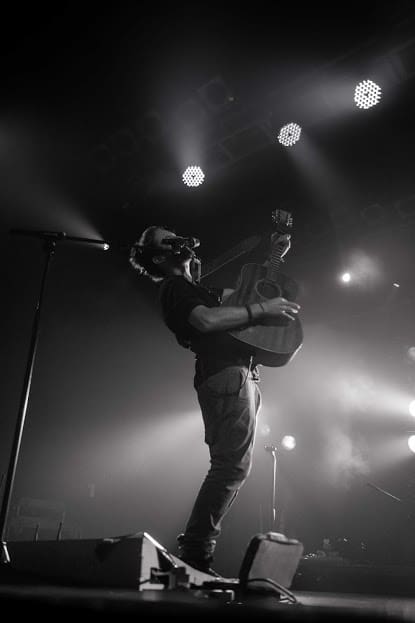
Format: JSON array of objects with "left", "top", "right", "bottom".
[{"left": 1, "top": 2, "right": 415, "bottom": 270}]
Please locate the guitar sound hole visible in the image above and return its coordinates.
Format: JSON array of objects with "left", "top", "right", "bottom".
[{"left": 255, "top": 280, "right": 282, "bottom": 300}]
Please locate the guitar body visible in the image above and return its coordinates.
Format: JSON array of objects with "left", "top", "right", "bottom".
[{"left": 223, "top": 262, "right": 303, "bottom": 367}]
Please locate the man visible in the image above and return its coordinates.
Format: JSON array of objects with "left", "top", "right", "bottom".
[{"left": 129, "top": 225, "right": 300, "bottom": 575}]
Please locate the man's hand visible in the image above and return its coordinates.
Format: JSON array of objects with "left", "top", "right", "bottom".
[{"left": 254, "top": 296, "right": 300, "bottom": 324}]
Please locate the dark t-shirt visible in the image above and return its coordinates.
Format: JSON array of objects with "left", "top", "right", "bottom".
[
  {"left": 158, "top": 275, "right": 226, "bottom": 353},
  {"left": 158, "top": 275, "right": 255, "bottom": 386}
]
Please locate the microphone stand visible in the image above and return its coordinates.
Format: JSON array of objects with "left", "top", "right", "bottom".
[
  {"left": 366, "top": 482, "right": 402, "bottom": 504},
  {"left": 1, "top": 229, "right": 109, "bottom": 565},
  {"left": 265, "top": 445, "right": 278, "bottom": 532}
]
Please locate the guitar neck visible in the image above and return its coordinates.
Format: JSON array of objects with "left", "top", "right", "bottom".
[
  {"left": 201, "top": 235, "right": 261, "bottom": 279},
  {"left": 265, "top": 242, "right": 285, "bottom": 283}
]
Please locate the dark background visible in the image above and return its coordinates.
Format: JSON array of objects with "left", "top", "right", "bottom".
[{"left": 1, "top": 2, "right": 415, "bottom": 576}]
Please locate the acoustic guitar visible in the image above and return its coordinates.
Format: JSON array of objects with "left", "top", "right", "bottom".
[{"left": 222, "top": 209, "right": 303, "bottom": 367}]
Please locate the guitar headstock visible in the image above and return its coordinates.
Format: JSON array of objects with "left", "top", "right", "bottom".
[{"left": 271, "top": 209, "right": 293, "bottom": 234}]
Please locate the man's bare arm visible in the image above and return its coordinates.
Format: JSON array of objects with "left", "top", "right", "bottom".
[
  {"left": 189, "top": 297, "right": 300, "bottom": 333},
  {"left": 189, "top": 303, "right": 255, "bottom": 333}
]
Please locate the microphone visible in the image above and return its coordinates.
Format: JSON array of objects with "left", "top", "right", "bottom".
[
  {"left": 10, "top": 229, "right": 110, "bottom": 250},
  {"left": 162, "top": 236, "right": 200, "bottom": 249},
  {"left": 10, "top": 229, "right": 67, "bottom": 240}
]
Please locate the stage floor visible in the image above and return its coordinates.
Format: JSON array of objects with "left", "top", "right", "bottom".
[{"left": 0, "top": 582, "right": 415, "bottom": 621}]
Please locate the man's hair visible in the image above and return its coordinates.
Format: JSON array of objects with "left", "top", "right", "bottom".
[{"left": 129, "top": 225, "right": 175, "bottom": 283}]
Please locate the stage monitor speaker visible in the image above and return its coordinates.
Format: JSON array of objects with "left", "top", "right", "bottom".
[
  {"left": 239, "top": 532, "right": 304, "bottom": 594},
  {"left": 7, "top": 532, "right": 178, "bottom": 590},
  {"left": 6, "top": 532, "right": 224, "bottom": 589}
]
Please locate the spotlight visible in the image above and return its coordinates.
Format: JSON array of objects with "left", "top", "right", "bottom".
[
  {"left": 409, "top": 400, "right": 415, "bottom": 417},
  {"left": 259, "top": 423, "right": 271, "bottom": 437},
  {"left": 407, "top": 347, "right": 415, "bottom": 363},
  {"left": 341, "top": 272, "right": 351, "bottom": 283},
  {"left": 408, "top": 435, "right": 415, "bottom": 454},
  {"left": 103, "top": 243, "right": 110, "bottom": 251},
  {"left": 281, "top": 435, "right": 296, "bottom": 451},
  {"left": 354, "top": 80, "right": 382, "bottom": 109},
  {"left": 182, "top": 166, "right": 205, "bottom": 187},
  {"left": 278, "top": 123, "right": 302, "bottom": 147}
]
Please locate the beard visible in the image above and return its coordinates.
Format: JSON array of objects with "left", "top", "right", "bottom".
[{"left": 172, "top": 246, "right": 194, "bottom": 263}]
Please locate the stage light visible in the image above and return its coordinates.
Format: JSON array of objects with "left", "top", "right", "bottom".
[
  {"left": 354, "top": 80, "right": 382, "bottom": 109},
  {"left": 393, "top": 282, "right": 400, "bottom": 288},
  {"left": 407, "top": 347, "right": 415, "bottom": 363},
  {"left": 281, "top": 435, "right": 296, "bottom": 451},
  {"left": 338, "top": 252, "right": 381, "bottom": 288},
  {"left": 408, "top": 435, "right": 415, "bottom": 454},
  {"left": 103, "top": 243, "right": 110, "bottom": 251},
  {"left": 278, "top": 123, "right": 302, "bottom": 147},
  {"left": 182, "top": 166, "right": 205, "bottom": 187},
  {"left": 409, "top": 400, "right": 415, "bottom": 417},
  {"left": 259, "top": 423, "right": 271, "bottom": 437}
]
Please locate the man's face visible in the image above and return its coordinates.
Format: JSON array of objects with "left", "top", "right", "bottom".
[
  {"left": 152, "top": 228, "right": 178, "bottom": 251},
  {"left": 152, "top": 228, "right": 192, "bottom": 271}
]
